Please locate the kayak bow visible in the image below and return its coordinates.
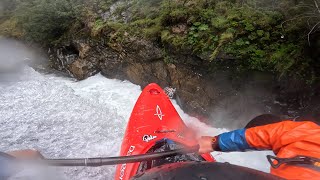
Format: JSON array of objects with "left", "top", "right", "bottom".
[{"left": 114, "top": 83, "right": 215, "bottom": 180}]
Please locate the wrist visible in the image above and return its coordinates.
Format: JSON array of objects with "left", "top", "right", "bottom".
[{"left": 211, "top": 136, "right": 221, "bottom": 151}]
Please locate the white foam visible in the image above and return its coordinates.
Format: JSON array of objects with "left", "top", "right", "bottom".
[{"left": 0, "top": 68, "right": 272, "bottom": 180}]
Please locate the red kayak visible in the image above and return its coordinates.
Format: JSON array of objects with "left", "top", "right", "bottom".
[{"left": 115, "top": 83, "right": 215, "bottom": 180}]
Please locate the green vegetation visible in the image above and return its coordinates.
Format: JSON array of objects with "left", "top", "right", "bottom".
[
  {"left": 0, "top": 0, "right": 79, "bottom": 43},
  {"left": 1, "top": 0, "right": 320, "bottom": 83}
]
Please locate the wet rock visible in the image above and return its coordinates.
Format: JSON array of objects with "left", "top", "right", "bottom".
[
  {"left": 49, "top": 37, "right": 278, "bottom": 127},
  {"left": 49, "top": 42, "right": 101, "bottom": 80},
  {"left": 123, "top": 38, "right": 163, "bottom": 63},
  {"left": 68, "top": 59, "right": 89, "bottom": 80},
  {"left": 99, "top": 48, "right": 123, "bottom": 78},
  {"left": 49, "top": 36, "right": 320, "bottom": 127},
  {"left": 77, "top": 43, "right": 91, "bottom": 59},
  {"left": 150, "top": 61, "right": 169, "bottom": 84},
  {"left": 167, "top": 64, "right": 212, "bottom": 115},
  {"left": 125, "top": 63, "right": 145, "bottom": 85},
  {"left": 124, "top": 61, "right": 169, "bottom": 88},
  {"left": 49, "top": 45, "right": 78, "bottom": 71}
]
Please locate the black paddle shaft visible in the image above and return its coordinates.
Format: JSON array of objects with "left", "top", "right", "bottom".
[{"left": 42, "top": 146, "right": 199, "bottom": 167}]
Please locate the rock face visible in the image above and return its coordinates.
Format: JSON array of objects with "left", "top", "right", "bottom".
[{"left": 49, "top": 37, "right": 320, "bottom": 128}]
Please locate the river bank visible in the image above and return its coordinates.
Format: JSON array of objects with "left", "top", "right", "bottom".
[{"left": 48, "top": 38, "right": 320, "bottom": 128}]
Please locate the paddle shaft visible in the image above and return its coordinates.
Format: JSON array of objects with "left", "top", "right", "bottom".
[{"left": 42, "top": 146, "right": 199, "bottom": 167}]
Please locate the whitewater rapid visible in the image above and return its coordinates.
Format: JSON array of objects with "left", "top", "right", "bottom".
[{"left": 0, "top": 67, "right": 272, "bottom": 179}]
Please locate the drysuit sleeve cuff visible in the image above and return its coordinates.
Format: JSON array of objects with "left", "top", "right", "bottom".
[{"left": 218, "top": 129, "right": 252, "bottom": 152}]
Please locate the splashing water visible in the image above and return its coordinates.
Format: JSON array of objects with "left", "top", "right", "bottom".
[{"left": 0, "top": 67, "right": 272, "bottom": 179}]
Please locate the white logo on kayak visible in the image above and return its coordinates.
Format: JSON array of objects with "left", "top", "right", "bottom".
[
  {"left": 143, "top": 135, "right": 157, "bottom": 142},
  {"left": 119, "top": 146, "right": 135, "bottom": 180},
  {"left": 154, "top": 105, "right": 165, "bottom": 120}
]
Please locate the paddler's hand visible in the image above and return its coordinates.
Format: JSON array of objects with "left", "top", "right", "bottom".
[{"left": 198, "top": 136, "right": 220, "bottom": 154}]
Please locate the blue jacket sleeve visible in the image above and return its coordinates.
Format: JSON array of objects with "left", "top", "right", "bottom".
[{"left": 218, "top": 129, "right": 255, "bottom": 152}]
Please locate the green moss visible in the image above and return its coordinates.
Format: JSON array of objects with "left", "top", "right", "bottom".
[
  {"left": 211, "top": 16, "right": 228, "bottom": 29},
  {"left": 0, "top": 17, "right": 24, "bottom": 38},
  {"left": 143, "top": 25, "right": 162, "bottom": 39},
  {"left": 91, "top": 19, "right": 106, "bottom": 36}
]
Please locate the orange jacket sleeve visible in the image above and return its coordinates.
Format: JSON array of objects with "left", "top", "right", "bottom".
[
  {"left": 245, "top": 121, "right": 320, "bottom": 154},
  {"left": 217, "top": 121, "right": 320, "bottom": 179},
  {"left": 217, "top": 121, "right": 320, "bottom": 153}
]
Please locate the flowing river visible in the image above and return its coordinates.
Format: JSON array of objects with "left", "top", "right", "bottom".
[{"left": 0, "top": 66, "right": 272, "bottom": 179}]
